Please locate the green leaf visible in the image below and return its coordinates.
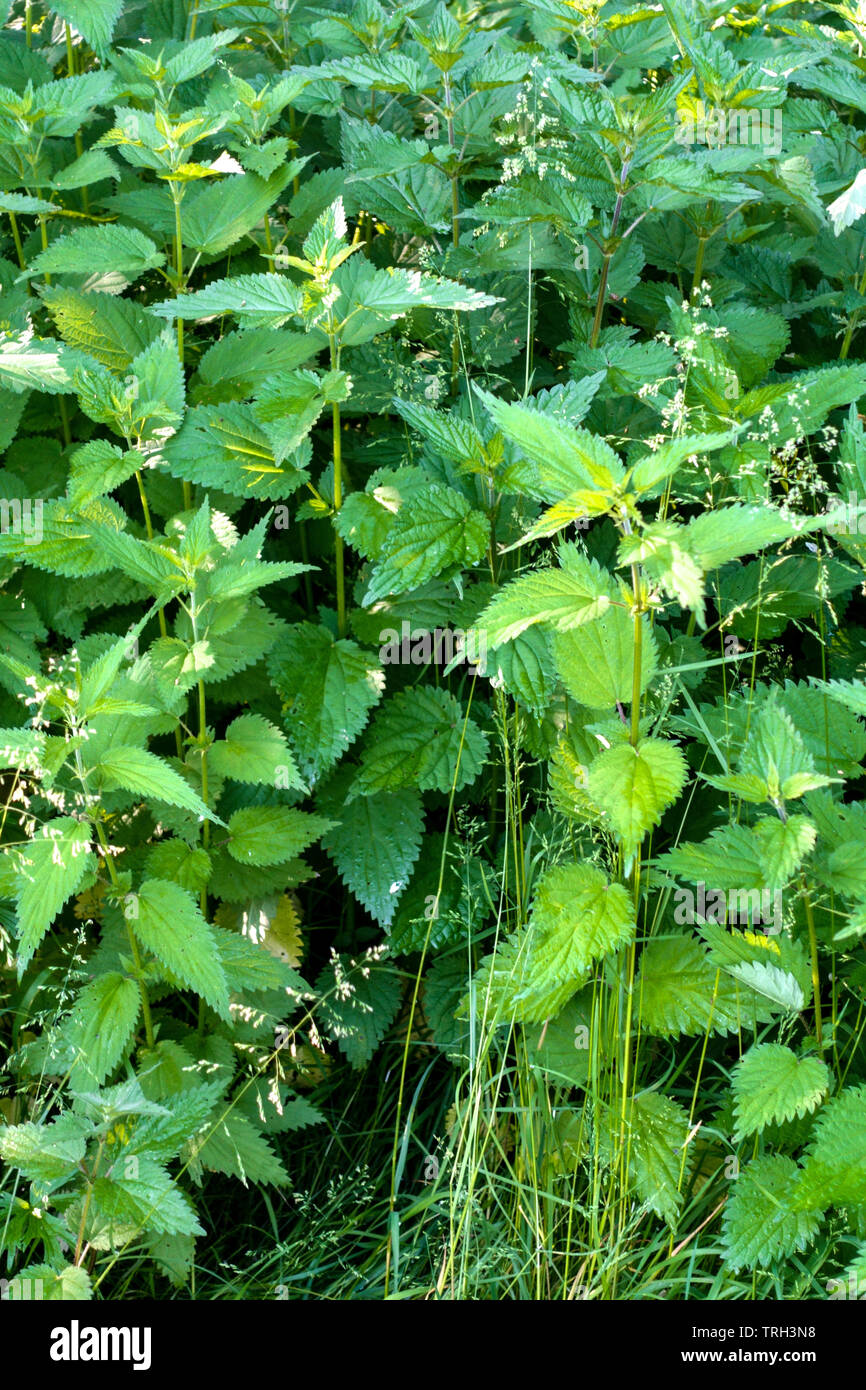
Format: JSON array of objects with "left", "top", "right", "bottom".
[
  {"left": 727, "top": 959, "right": 806, "bottom": 1012},
  {"left": 828, "top": 169, "right": 866, "bottom": 236},
  {"left": 68, "top": 439, "right": 143, "bottom": 505},
  {"left": 213, "top": 927, "right": 308, "bottom": 998},
  {"left": 732, "top": 1043, "right": 830, "bottom": 1141},
  {"left": 0, "top": 332, "right": 90, "bottom": 394},
  {"left": 92, "top": 1156, "right": 204, "bottom": 1237},
  {"left": 11, "top": 817, "right": 93, "bottom": 970},
  {"left": 0, "top": 191, "right": 59, "bottom": 214},
  {"left": 636, "top": 935, "right": 766, "bottom": 1039},
  {"left": 94, "top": 746, "right": 219, "bottom": 823},
  {"left": 181, "top": 169, "right": 290, "bottom": 258},
  {"left": 552, "top": 608, "right": 658, "bottom": 710},
  {"left": 5, "top": 1263, "right": 92, "bottom": 1300},
  {"left": 161, "top": 402, "right": 308, "bottom": 500},
  {"left": 320, "top": 783, "right": 423, "bottom": 926},
  {"left": 312, "top": 52, "right": 422, "bottom": 93},
  {"left": 316, "top": 953, "right": 402, "bottom": 1067},
  {"left": 810, "top": 677, "right": 866, "bottom": 719},
  {"left": 42, "top": 287, "right": 161, "bottom": 372},
  {"left": 152, "top": 273, "right": 303, "bottom": 326},
  {"left": 661, "top": 816, "right": 815, "bottom": 894},
  {"left": 362, "top": 484, "right": 490, "bottom": 605},
  {"left": 351, "top": 688, "right": 488, "bottom": 796},
  {"left": 189, "top": 1111, "right": 289, "bottom": 1186},
  {"left": 0, "top": 726, "right": 46, "bottom": 770},
  {"left": 722, "top": 1155, "right": 820, "bottom": 1272},
  {"left": 51, "top": 0, "right": 123, "bottom": 54},
  {"left": 226, "top": 806, "right": 333, "bottom": 866},
  {"left": 25, "top": 224, "right": 164, "bottom": 279},
  {"left": 146, "top": 841, "right": 212, "bottom": 894},
  {"left": 0, "top": 1112, "right": 91, "bottom": 1185},
  {"left": 629, "top": 432, "right": 735, "bottom": 493},
  {"left": 161, "top": 29, "right": 240, "bottom": 85},
  {"left": 795, "top": 1084, "right": 866, "bottom": 1209},
  {"left": 488, "top": 627, "right": 556, "bottom": 719},
  {"left": 477, "top": 546, "right": 615, "bottom": 648},
  {"left": 51, "top": 148, "right": 119, "bottom": 190},
  {"left": 587, "top": 738, "right": 686, "bottom": 859},
  {"left": 393, "top": 398, "right": 486, "bottom": 465},
  {"left": 131, "top": 879, "right": 230, "bottom": 1019},
  {"left": 601, "top": 1091, "right": 693, "bottom": 1227},
  {"left": 67, "top": 972, "right": 141, "bottom": 1084},
  {"left": 684, "top": 504, "right": 824, "bottom": 572},
  {"left": 208, "top": 713, "right": 304, "bottom": 789},
  {"left": 268, "top": 623, "right": 385, "bottom": 780},
  {"left": 475, "top": 386, "right": 625, "bottom": 501},
  {"left": 733, "top": 702, "right": 834, "bottom": 802},
  {"left": 524, "top": 862, "right": 635, "bottom": 982}
]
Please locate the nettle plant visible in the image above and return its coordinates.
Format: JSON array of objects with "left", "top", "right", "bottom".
[{"left": 1, "top": 0, "right": 866, "bottom": 1300}]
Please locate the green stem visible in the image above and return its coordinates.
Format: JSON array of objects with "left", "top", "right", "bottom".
[
  {"left": 173, "top": 193, "right": 185, "bottom": 368},
  {"left": 840, "top": 263, "right": 866, "bottom": 360},
  {"left": 589, "top": 254, "right": 612, "bottom": 349},
  {"left": 589, "top": 159, "right": 629, "bottom": 349},
  {"left": 691, "top": 235, "right": 707, "bottom": 297},
  {"left": 58, "top": 396, "right": 72, "bottom": 448},
  {"left": 73, "top": 1136, "right": 106, "bottom": 1266},
  {"left": 93, "top": 817, "right": 155, "bottom": 1048},
  {"left": 329, "top": 334, "right": 347, "bottom": 636},
  {"left": 801, "top": 874, "right": 824, "bottom": 1057},
  {"left": 629, "top": 564, "right": 643, "bottom": 747},
  {"left": 172, "top": 192, "right": 192, "bottom": 511},
  {"left": 8, "top": 212, "right": 25, "bottom": 271}
]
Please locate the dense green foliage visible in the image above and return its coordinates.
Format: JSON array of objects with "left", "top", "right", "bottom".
[{"left": 1, "top": 0, "right": 866, "bottom": 1303}]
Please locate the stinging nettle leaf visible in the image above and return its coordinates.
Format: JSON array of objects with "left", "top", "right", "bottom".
[{"left": 131, "top": 879, "right": 230, "bottom": 1019}]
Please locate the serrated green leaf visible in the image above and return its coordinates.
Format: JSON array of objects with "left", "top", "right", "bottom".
[
  {"left": 587, "top": 737, "right": 686, "bottom": 858},
  {"left": 94, "top": 746, "right": 219, "bottom": 823},
  {"left": 132, "top": 879, "right": 230, "bottom": 1019},
  {"left": 477, "top": 546, "right": 615, "bottom": 648},
  {"left": 722, "top": 1155, "right": 820, "bottom": 1272},
  {"left": 733, "top": 1043, "right": 830, "bottom": 1140},
  {"left": 269, "top": 623, "right": 384, "bottom": 780},
  {"left": 552, "top": 607, "right": 657, "bottom": 711},
  {"left": 351, "top": 687, "right": 487, "bottom": 796},
  {"left": 226, "top": 805, "right": 333, "bottom": 866},
  {"left": 316, "top": 953, "right": 402, "bottom": 1066},
  {"left": 11, "top": 817, "right": 93, "bottom": 970},
  {"left": 320, "top": 783, "right": 423, "bottom": 926},
  {"left": 208, "top": 713, "right": 304, "bottom": 789},
  {"left": 362, "top": 484, "right": 490, "bottom": 605}
]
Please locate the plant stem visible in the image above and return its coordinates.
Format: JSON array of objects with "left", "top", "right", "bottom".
[
  {"left": 93, "top": 818, "right": 155, "bottom": 1048},
  {"left": 443, "top": 71, "right": 462, "bottom": 391},
  {"left": 691, "top": 235, "right": 707, "bottom": 297},
  {"left": 629, "top": 564, "right": 643, "bottom": 747},
  {"left": 589, "top": 157, "right": 630, "bottom": 349},
  {"left": 328, "top": 333, "right": 347, "bottom": 636},
  {"left": 73, "top": 1136, "right": 106, "bottom": 1266},
  {"left": 8, "top": 212, "right": 25, "bottom": 271},
  {"left": 840, "top": 263, "right": 866, "bottom": 360},
  {"left": 172, "top": 190, "right": 193, "bottom": 510},
  {"left": 190, "top": 589, "right": 210, "bottom": 921},
  {"left": 801, "top": 873, "right": 824, "bottom": 1057},
  {"left": 173, "top": 193, "right": 185, "bottom": 368}
]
